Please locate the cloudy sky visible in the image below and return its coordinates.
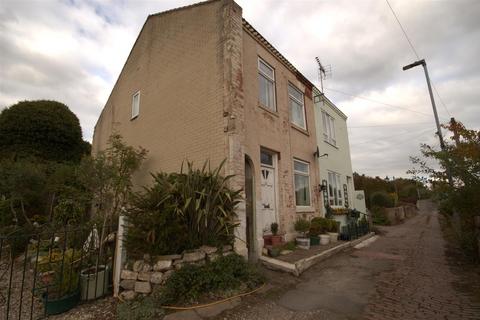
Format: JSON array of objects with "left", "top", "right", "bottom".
[{"left": 1, "top": 0, "right": 479, "bottom": 178}]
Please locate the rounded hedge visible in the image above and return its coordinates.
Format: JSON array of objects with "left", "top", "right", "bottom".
[
  {"left": 0, "top": 100, "right": 88, "bottom": 162},
  {"left": 370, "top": 191, "right": 395, "bottom": 208}
]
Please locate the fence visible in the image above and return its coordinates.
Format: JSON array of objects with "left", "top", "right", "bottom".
[
  {"left": 0, "top": 224, "right": 117, "bottom": 320},
  {"left": 340, "top": 218, "right": 370, "bottom": 241}
]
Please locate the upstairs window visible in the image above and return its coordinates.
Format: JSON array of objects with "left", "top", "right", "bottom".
[
  {"left": 328, "top": 171, "right": 342, "bottom": 206},
  {"left": 322, "top": 111, "right": 336, "bottom": 146},
  {"left": 288, "top": 84, "right": 306, "bottom": 129},
  {"left": 258, "top": 58, "right": 276, "bottom": 111},
  {"left": 131, "top": 91, "right": 140, "bottom": 119},
  {"left": 294, "top": 159, "right": 311, "bottom": 207}
]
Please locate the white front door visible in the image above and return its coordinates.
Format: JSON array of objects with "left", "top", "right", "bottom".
[{"left": 260, "top": 150, "right": 277, "bottom": 232}]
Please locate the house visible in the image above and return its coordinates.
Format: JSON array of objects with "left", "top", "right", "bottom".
[
  {"left": 313, "top": 87, "right": 367, "bottom": 227},
  {"left": 93, "top": 0, "right": 359, "bottom": 260}
]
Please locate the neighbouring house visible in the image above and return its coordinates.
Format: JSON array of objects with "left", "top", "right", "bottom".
[
  {"left": 93, "top": 0, "right": 362, "bottom": 260},
  {"left": 313, "top": 87, "right": 366, "bottom": 227}
]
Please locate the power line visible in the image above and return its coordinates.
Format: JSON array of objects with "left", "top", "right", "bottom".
[
  {"left": 324, "top": 87, "right": 449, "bottom": 120},
  {"left": 352, "top": 126, "right": 434, "bottom": 147},
  {"left": 384, "top": 0, "right": 452, "bottom": 118},
  {"left": 349, "top": 122, "right": 432, "bottom": 128}
]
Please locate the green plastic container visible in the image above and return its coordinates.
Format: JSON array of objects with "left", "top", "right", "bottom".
[
  {"left": 310, "top": 236, "right": 320, "bottom": 246},
  {"left": 43, "top": 290, "right": 80, "bottom": 315}
]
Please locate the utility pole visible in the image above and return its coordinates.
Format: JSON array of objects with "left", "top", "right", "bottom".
[{"left": 402, "top": 59, "right": 453, "bottom": 186}]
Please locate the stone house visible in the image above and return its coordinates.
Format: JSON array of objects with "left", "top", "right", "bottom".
[
  {"left": 93, "top": 0, "right": 323, "bottom": 260},
  {"left": 313, "top": 87, "right": 367, "bottom": 228}
]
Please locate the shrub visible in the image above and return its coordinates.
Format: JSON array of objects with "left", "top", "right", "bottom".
[
  {"left": 0, "top": 100, "right": 89, "bottom": 163},
  {"left": 270, "top": 222, "right": 279, "bottom": 235},
  {"left": 294, "top": 218, "right": 310, "bottom": 236},
  {"left": 125, "top": 160, "right": 241, "bottom": 257},
  {"left": 156, "top": 254, "right": 264, "bottom": 305},
  {"left": 117, "top": 296, "right": 163, "bottom": 320},
  {"left": 370, "top": 191, "right": 395, "bottom": 208},
  {"left": 371, "top": 206, "right": 390, "bottom": 225},
  {"left": 309, "top": 217, "right": 330, "bottom": 236}
]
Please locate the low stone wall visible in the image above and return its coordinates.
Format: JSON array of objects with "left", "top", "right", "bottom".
[
  {"left": 119, "top": 245, "right": 234, "bottom": 301},
  {"left": 385, "top": 205, "right": 418, "bottom": 225}
]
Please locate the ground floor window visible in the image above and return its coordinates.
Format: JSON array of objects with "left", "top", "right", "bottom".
[
  {"left": 328, "top": 171, "right": 342, "bottom": 206},
  {"left": 294, "top": 159, "right": 310, "bottom": 207}
]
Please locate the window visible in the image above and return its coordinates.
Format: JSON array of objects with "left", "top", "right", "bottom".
[
  {"left": 260, "top": 150, "right": 273, "bottom": 166},
  {"left": 322, "top": 111, "right": 336, "bottom": 146},
  {"left": 288, "top": 84, "right": 306, "bottom": 129},
  {"left": 328, "top": 171, "right": 343, "bottom": 206},
  {"left": 293, "top": 159, "right": 310, "bottom": 207},
  {"left": 258, "top": 58, "right": 276, "bottom": 111},
  {"left": 131, "top": 91, "right": 140, "bottom": 119}
]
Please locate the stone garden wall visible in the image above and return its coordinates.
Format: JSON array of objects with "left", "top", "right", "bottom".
[
  {"left": 118, "top": 245, "right": 234, "bottom": 301},
  {"left": 385, "top": 205, "right": 418, "bottom": 225}
]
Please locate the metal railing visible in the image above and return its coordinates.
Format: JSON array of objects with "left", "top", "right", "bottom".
[{"left": 0, "top": 224, "right": 117, "bottom": 320}]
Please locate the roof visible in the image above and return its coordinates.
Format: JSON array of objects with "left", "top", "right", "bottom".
[
  {"left": 149, "top": 0, "right": 220, "bottom": 19},
  {"left": 242, "top": 19, "right": 314, "bottom": 89},
  {"left": 313, "top": 86, "right": 348, "bottom": 120}
]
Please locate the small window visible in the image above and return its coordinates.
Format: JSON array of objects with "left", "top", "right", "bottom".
[
  {"left": 260, "top": 150, "right": 273, "bottom": 166},
  {"left": 288, "top": 84, "right": 306, "bottom": 129},
  {"left": 131, "top": 91, "right": 140, "bottom": 119},
  {"left": 322, "top": 111, "right": 336, "bottom": 146},
  {"left": 293, "top": 159, "right": 310, "bottom": 207},
  {"left": 258, "top": 58, "right": 276, "bottom": 111},
  {"left": 328, "top": 171, "right": 342, "bottom": 206}
]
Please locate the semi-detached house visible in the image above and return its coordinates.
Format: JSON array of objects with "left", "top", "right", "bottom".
[{"left": 93, "top": 0, "right": 363, "bottom": 260}]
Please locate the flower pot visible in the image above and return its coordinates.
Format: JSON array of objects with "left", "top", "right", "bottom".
[
  {"left": 263, "top": 235, "right": 273, "bottom": 246},
  {"left": 271, "top": 235, "right": 283, "bottom": 246},
  {"left": 320, "top": 234, "right": 330, "bottom": 245},
  {"left": 296, "top": 237, "right": 310, "bottom": 250},
  {"left": 80, "top": 265, "right": 109, "bottom": 301},
  {"left": 328, "top": 232, "right": 339, "bottom": 243},
  {"left": 309, "top": 236, "right": 320, "bottom": 246},
  {"left": 43, "top": 289, "right": 80, "bottom": 315}
]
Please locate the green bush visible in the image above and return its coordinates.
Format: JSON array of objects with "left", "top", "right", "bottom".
[
  {"left": 0, "top": 100, "right": 89, "bottom": 163},
  {"left": 294, "top": 218, "right": 310, "bottom": 236},
  {"left": 125, "top": 160, "right": 241, "bottom": 257},
  {"left": 156, "top": 254, "right": 264, "bottom": 305},
  {"left": 117, "top": 296, "right": 163, "bottom": 320},
  {"left": 371, "top": 206, "right": 390, "bottom": 225},
  {"left": 370, "top": 191, "right": 395, "bottom": 208},
  {"left": 309, "top": 217, "right": 331, "bottom": 236},
  {"left": 270, "top": 222, "right": 278, "bottom": 235}
]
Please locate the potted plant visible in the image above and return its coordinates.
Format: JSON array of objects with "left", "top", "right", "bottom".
[
  {"left": 270, "top": 222, "right": 283, "bottom": 246},
  {"left": 318, "top": 218, "right": 331, "bottom": 245},
  {"left": 327, "top": 219, "right": 340, "bottom": 243},
  {"left": 309, "top": 218, "right": 322, "bottom": 246},
  {"left": 40, "top": 249, "right": 81, "bottom": 315},
  {"left": 294, "top": 218, "right": 311, "bottom": 249}
]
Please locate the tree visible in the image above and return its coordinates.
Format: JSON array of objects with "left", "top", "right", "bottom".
[
  {"left": 0, "top": 100, "right": 89, "bottom": 162},
  {"left": 409, "top": 120, "right": 480, "bottom": 260}
]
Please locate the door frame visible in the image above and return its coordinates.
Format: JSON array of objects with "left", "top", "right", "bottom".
[
  {"left": 245, "top": 155, "right": 257, "bottom": 261},
  {"left": 260, "top": 148, "right": 280, "bottom": 229}
]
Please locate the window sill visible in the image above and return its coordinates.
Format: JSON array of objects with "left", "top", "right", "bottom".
[
  {"left": 323, "top": 140, "right": 338, "bottom": 149},
  {"left": 258, "top": 104, "right": 279, "bottom": 117},
  {"left": 291, "top": 124, "right": 309, "bottom": 136},
  {"left": 131, "top": 115, "right": 139, "bottom": 121},
  {"left": 296, "top": 206, "right": 315, "bottom": 213}
]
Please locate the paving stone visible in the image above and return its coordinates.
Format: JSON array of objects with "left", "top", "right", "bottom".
[
  {"left": 163, "top": 310, "right": 201, "bottom": 320},
  {"left": 153, "top": 260, "right": 173, "bottom": 271},
  {"left": 157, "top": 254, "right": 182, "bottom": 261},
  {"left": 119, "top": 279, "right": 135, "bottom": 290},
  {"left": 120, "top": 270, "right": 137, "bottom": 280},
  {"left": 142, "top": 263, "right": 152, "bottom": 272},
  {"left": 119, "top": 290, "right": 137, "bottom": 301},
  {"left": 150, "top": 272, "right": 163, "bottom": 284},
  {"left": 132, "top": 260, "right": 145, "bottom": 272},
  {"left": 200, "top": 245, "right": 218, "bottom": 255},
  {"left": 195, "top": 297, "right": 241, "bottom": 318},
  {"left": 134, "top": 281, "right": 151, "bottom": 294},
  {"left": 137, "top": 271, "right": 151, "bottom": 281},
  {"left": 183, "top": 250, "right": 206, "bottom": 262}
]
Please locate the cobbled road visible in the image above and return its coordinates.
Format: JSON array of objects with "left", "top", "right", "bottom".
[{"left": 214, "top": 200, "right": 480, "bottom": 320}]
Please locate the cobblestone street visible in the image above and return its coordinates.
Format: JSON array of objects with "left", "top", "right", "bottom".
[{"left": 214, "top": 200, "right": 480, "bottom": 320}]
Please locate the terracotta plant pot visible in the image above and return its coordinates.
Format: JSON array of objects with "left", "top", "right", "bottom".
[
  {"left": 320, "top": 234, "right": 330, "bottom": 245},
  {"left": 271, "top": 235, "right": 283, "bottom": 246},
  {"left": 263, "top": 235, "right": 273, "bottom": 246}
]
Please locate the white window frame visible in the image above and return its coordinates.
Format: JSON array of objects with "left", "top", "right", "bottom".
[
  {"left": 328, "top": 171, "right": 343, "bottom": 207},
  {"left": 288, "top": 83, "right": 306, "bottom": 130},
  {"left": 293, "top": 159, "right": 311, "bottom": 208},
  {"left": 131, "top": 91, "right": 140, "bottom": 119},
  {"left": 258, "top": 57, "right": 276, "bottom": 111},
  {"left": 322, "top": 111, "right": 336, "bottom": 146}
]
